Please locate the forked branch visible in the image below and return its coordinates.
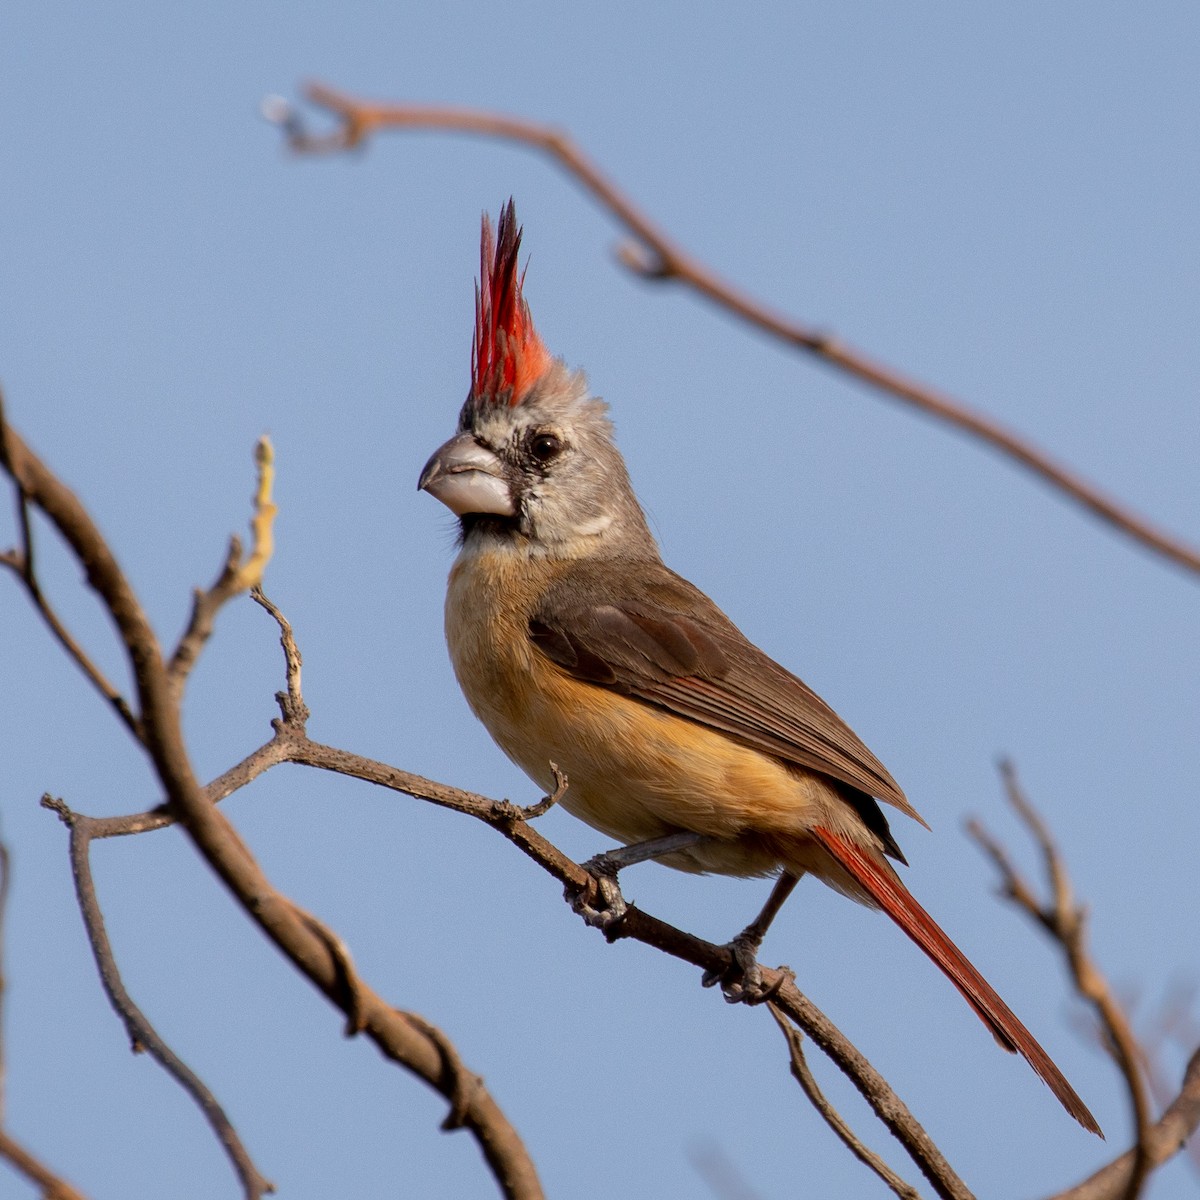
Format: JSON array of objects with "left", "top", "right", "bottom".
[
  {"left": 1, "top": 409, "right": 541, "bottom": 1200},
  {"left": 969, "top": 765, "right": 1200, "bottom": 1200}
]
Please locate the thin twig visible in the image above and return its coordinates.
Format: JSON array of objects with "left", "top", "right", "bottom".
[
  {"left": 0, "top": 393, "right": 140, "bottom": 735},
  {"left": 267, "top": 83, "right": 1200, "bottom": 580},
  {"left": 40, "top": 796, "right": 276, "bottom": 1200},
  {"left": 3, "top": 415, "right": 542, "bottom": 1200},
  {"left": 768, "top": 1004, "right": 922, "bottom": 1199},
  {"left": 1049, "top": 1050, "right": 1200, "bottom": 1200},
  {"left": 168, "top": 437, "right": 276, "bottom": 698},
  {"left": 968, "top": 763, "right": 1154, "bottom": 1200},
  {"left": 0, "top": 838, "right": 92, "bottom": 1200},
  {"left": 0, "top": 1128, "right": 89, "bottom": 1200},
  {"left": 0, "top": 837, "right": 8, "bottom": 1122},
  {"left": 251, "top": 585, "right": 308, "bottom": 728}
]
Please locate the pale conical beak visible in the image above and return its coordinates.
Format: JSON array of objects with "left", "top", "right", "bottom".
[{"left": 417, "top": 432, "right": 515, "bottom": 518}]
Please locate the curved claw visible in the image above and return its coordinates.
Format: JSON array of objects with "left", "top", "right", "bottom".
[
  {"left": 566, "top": 871, "right": 628, "bottom": 932},
  {"left": 701, "top": 934, "right": 776, "bottom": 1004}
]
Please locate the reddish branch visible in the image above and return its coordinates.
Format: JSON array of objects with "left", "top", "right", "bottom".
[{"left": 265, "top": 82, "right": 1200, "bottom": 581}]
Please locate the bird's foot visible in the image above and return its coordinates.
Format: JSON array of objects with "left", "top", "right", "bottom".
[
  {"left": 566, "top": 853, "right": 629, "bottom": 934},
  {"left": 701, "top": 933, "right": 781, "bottom": 1005}
]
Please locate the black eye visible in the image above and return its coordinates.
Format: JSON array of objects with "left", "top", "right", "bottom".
[{"left": 529, "top": 432, "right": 563, "bottom": 464}]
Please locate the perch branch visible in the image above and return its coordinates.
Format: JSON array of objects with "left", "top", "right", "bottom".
[
  {"left": 266, "top": 83, "right": 1200, "bottom": 580},
  {"left": 68, "top": 618, "right": 971, "bottom": 1200}
]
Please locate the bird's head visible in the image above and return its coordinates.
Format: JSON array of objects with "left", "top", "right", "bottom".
[{"left": 419, "top": 201, "right": 656, "bottom": 560}]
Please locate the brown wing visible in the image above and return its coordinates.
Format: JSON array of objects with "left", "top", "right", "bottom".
[{"left": 529, "top": 558, "right": 926, "bottom": 828}]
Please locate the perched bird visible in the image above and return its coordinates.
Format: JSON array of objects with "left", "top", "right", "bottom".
[{"left": 419, "top": 200, "right": 1099, "bottom": 1134}]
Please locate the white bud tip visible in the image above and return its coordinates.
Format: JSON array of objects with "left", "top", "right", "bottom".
[{"left": 260, "top": 95, "right": 292, "bottom": 126}]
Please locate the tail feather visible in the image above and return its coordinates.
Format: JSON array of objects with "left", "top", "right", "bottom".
[{"left": 811, "top": 826, "right": 1102, "bottom": 1136}]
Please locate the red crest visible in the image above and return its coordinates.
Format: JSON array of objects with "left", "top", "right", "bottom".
[{"left": 471, "top": 200, "right": 551, "bottom": 404}]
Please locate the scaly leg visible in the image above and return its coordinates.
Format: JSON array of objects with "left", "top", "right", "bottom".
[
  {"left": 569, "top": 831, "right": 706, "bottom": 930},
  {"left": 702, "top": 871, "right": 803, "bottom": 1002}
]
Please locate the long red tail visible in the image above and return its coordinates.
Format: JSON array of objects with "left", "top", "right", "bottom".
[{"left": 811, "top": 826, "right": 1101, "bottom": 1135}]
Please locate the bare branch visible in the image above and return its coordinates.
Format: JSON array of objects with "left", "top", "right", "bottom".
[
  {"left": 251, "top": 585, "right": 308, "bottom": 728},
  {"left": 4, "top": 414, "right": 543, "bottom": 1200},
  {"left": 0, "top": 1127, "right": 89, "bottom": 1200},
  {"left": 46, "top": 622, "right": 969, "bottom": 1197},
  {"left": 0, "top": 837, "right": 92, "bottom": 1200},
  {"left": 40, "top": 795, "right": 276, "bottom": 1200},
  {"left": 0, "top": 393, "right": 140, "bottom": 735},
  {"left": 968, "top": 764, "right": 1155, "bottom": 1199},
  {"left": 265, "top": 84, "right": 1200, "bottom": 580},
  {"left": 1050, "top": 1050, "right": 1200, "bottom": 1200},
  {"left": 168, "top": 437, "right": 277, "bottom": 698},
  {"left": 768, "top": 1004, "right": 922, "bottom": 1200}
]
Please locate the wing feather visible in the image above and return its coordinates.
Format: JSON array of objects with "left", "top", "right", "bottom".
[{"left": 530, "top": 559, "right": 926, "bottom": 827}]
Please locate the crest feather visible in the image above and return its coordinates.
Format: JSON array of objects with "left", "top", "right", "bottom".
[{"left": 471, "top": 200, "right": 552, "bottom": 405}]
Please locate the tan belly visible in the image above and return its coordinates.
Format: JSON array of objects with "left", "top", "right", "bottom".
[{"left": 444, "top": 547, "right": 849, "bottom": 877}]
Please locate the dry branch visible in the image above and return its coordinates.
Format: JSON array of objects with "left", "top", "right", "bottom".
[
  {"left": 768, "top": 1004, "right": 921, "bottom": 1200},
  {"left": 1, "top": 410, "right": 542, "bottom": 1200},
  {"left": 0, "top": 840, "right": 91, "bottom": 1200},
  {"left": 265, "top": 83, "right": 1200, "bottom": 581},
  {"left": 47, "top": 584, "right": 972, "bottom": 1200},
  {"left": 0, "top": 1129, "right": 89, "bottom": 1200},
  {"left": 969, "top": 765, "right": 1200, "bottom": 1200},
  {"left": 1050, "top": 1050, "right": 1200, "bottom": 1200},
  {"left": 41, "top": 795, "right": 275, "bottom": 1200}
]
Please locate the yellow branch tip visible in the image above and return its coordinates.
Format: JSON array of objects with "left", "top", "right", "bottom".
[{"left": 235, "top": 436, "right": 277, "bottom": 592}]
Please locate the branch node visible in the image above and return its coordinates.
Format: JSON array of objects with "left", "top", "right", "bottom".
[
  {"left": 296, "top": 906, "right": 367, "bottom": 1036},
  {"left": 616, "top": 238, "right": 672, "bottom": 279},
  {"left": 252, "top": 586, "right": 309, "bottom": 730},
  {"left": 39, "top": 793, "right": 74, "bottom": 826},
  {"left": 492, "top": 764, "right": 568, "bottom": 824}
]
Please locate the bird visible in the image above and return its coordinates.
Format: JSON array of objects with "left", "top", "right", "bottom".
[{"left": 418, "top": 200, "right": 1100, "bottom": 1135}]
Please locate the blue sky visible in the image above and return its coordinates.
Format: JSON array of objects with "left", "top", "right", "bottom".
[{"left": 3, "top": 4, "right": 1198, "bottom": 1197}]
